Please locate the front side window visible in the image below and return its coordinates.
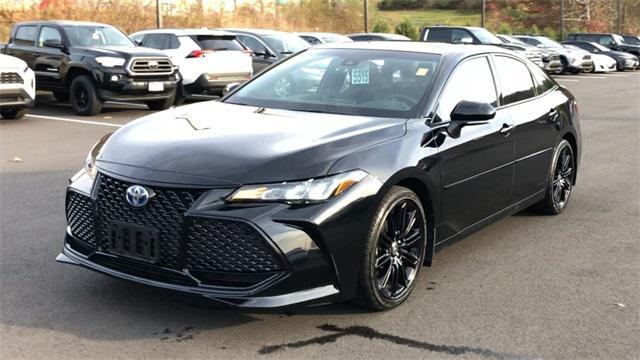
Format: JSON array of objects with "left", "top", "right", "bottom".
[
  {"left": 301, "top": 36, "right": 321, "bottom": 45},
  {"left": 238, "top": 35, "right": 269, "bottom": 55},
  {"left": 37, "top": 26, "right": 62, "bottom": 47},
  {"left": 262, "top": 34, "right": 310, "bottom": 55},
  {"left": 14, "top": 25, "right": 37, "bottom": 46},
  {"left": 435, "top": 56, "right": 497, "bottom": 122},
  {"left": 64, "top": 25, "right": 134, "bottom": 47},
  {"left": 142, "top": 34, "right": 166, "bottom": 49},
  {"left": 225, "top": 48, "right": 441, "bottom": 118},
  {"left": 493, "top": 56, "right": 536, "bottom": 105}
]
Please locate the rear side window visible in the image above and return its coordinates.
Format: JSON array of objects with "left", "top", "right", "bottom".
[
  {"left": 426, "top": 28, "right": 472, "bottom": 43},
  {"left": 166, "top": 34, "right": 180, "bottom": 49},
  {"left": 436, "top": 56, "right": 498, "bottom": 122},
  {"left": 301, "top": 35, "right": 321, "bottom": 45},
  {"left": 529, "top": 64, "right": 555, "bottom": 95},
  {"left": 190, "top": 35, "right": 244, "bottom": 51},
  {"left": 142, "top": 34, "right": 167, "bottom": 49},
  {"left": 493, "top": 56, "right": 536, "bottom": 105},
  {"left": 14, "top": 25, "right": 37, "bottom": 46}
]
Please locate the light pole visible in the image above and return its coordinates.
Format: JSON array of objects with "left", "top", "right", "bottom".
[
  {"left": 616, "top": 0, "right": 622, "bottom": 33},
  {"left": 481, "top": 0, "right": 485, "bottom": 28},
  {"left": 560, "top": 0, "right": 565, "bottom": 40},
  {"left": 156, "top": 0, "right": 163, "bottom": 29},
  {"left": 363, "top": 0, "right": 368, "bottom": 33}
]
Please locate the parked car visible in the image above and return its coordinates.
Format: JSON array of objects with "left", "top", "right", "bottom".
[
  {"left": 513, "top": 35, "right": 593, "bottom": 74},
  {"left": 223, "top": 28, "right": 310, "bottom": 74},
  {"left": 0, "top": 53, "right": 35, "bottom": 119},
  {"left": 2, "top": 21, "right": 179, "bottom": 116},
  {"left": 347, "top": 33, "right": 411, "bottom": 41},
  {"left": 59, "top": 42, "right": 581, "bottom": 311},
  {"left": 297, "top": 32, "right": 353, "bottom": 45},
  {"left": 563, "top": 44, "right": 615, "bottom": 73},
  {"left": 622, "top": 35, "right": 640, "bottom": 46},
  {"left": 130, "top": 29, "right": 253, "bottom": 103},
  {"left": 496, "top": 33, "right": 545, "bottom": 68},
  {"left": 566, "top": 33, "right": 640, "bottom": 57},
  {"left": 562, "top": 41, "right": 638, "bottom": 71}
]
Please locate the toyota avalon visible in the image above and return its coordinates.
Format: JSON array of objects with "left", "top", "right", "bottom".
[{"left": 58, "top": 42, "right": 581, "bottom": 310}]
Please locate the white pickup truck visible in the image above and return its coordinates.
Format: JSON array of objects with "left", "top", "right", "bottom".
[{"left": 0, "top": 53, "right": 35, "bottom": 119}]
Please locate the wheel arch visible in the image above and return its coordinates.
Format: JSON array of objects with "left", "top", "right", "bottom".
[{"left": 64, "top": 65, "right": 94, "bottom": 90}]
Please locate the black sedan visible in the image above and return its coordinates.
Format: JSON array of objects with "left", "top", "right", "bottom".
[
  {"left": 562, "top": 40, "right": 639, "bottom": 71},
  {"left": 58, "top": 42, "right": 581, "bottom": 310}
]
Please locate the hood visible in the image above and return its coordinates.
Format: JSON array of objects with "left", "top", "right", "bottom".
[
  {"left": 97, "top": 101, "right": 406, "bottom": 186},
  {"left": 74, "top": 45, "right": 168, "bottom": 59},
  {"left": 0, "top": 53, "right": 27, "bottom": 70}
]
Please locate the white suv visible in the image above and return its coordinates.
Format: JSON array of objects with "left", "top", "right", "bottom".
[
  {"left": 0, "top": 54, "right": 35, "bottom": 119},
  {"left": 130, "top": 29, "right": 253, "bottom": 103}
]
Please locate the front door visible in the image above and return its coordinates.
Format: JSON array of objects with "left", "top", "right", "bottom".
[
  {"left": 434, "top": 55, "right": 515, "bottom": 241},
  {"left": 34, "top": 26, "right": 65, "bottom": 90}
]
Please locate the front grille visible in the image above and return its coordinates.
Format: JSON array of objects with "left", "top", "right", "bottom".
[
  {"left": 0, "top": 72, "right": 23, "bottom": 84},
  {"left": 186, "top": 217, "right": 283, "bottom": 273},
  {"left": 66, "top": 191, "right": 97, "bottom": 246},
  {"left": 94, "top": 175, "right": 204, "bottom": 269},
  {"left": 128, "top": 57, "right": 173, "bottom": 75},
  {"left": 583, "top": 55, "right": 591, "bottom": 60}
]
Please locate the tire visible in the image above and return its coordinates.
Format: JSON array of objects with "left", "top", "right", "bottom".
[
  {"left": 355, "top": 186, "right": 428, "bottom": 311},
  {"left": 560, "top": 57, "right": 569, "bottom": 74},
  {"left": 0, "top": 107, "right": 27, "bottom": 120},
  {"left": 52, "top": 91, "right": 69, "bottom": 102},
  {"left": 531, "top": 139, "right": 575, "bottom": 215},
  {"left": 146, "top": 94, "right": 175, "bottom": 111},
  {"left": 70, "top": 75, "right": 103, "bottom": 116}
]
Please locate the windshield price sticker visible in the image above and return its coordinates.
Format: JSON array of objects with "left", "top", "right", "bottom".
[{"left": 351, "top": 67, "right": 370, "bottom": 85}]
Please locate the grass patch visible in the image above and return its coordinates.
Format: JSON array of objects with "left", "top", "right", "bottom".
[{"left": 372, "top": 8, "right": 481, "bottom": 30}]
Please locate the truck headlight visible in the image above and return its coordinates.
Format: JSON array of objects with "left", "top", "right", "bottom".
[
  {"left": 228, "top": 170, "right": 369, "bottom": 203},
  {"left": 95, "top": 56, "right": 126, "bottom": 67}
]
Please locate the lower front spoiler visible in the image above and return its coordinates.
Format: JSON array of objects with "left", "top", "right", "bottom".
[{"left": 56, "top": 245, "right": 339, "bottom": 308}]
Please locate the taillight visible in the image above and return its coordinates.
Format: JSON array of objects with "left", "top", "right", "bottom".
[
  {"left": 187, "top": 50, "right": 205, "bottom": 58},
  {"left": 242, "top": 50, "right": 252, "bottom": 56}
]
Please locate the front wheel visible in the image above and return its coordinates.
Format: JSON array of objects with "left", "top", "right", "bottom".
[
  {"left": 70, "top": 75, "right": 103, "bottom": 116},
  {"left": 0, "top": 107, "right": 27, "bottom": 120},
  {"left": 531, "top": 139, "right": 575, "bottom": 215},
  {"left": 355, "top": 186, "right": 428, "bottom": 311}
]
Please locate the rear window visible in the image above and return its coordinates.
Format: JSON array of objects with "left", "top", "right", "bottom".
[
  {"left": 14, "top": 25, "right": 37, "bottom": 46},
  {"left": 189, "top": 35, "right": 244, "bottom": 51}
]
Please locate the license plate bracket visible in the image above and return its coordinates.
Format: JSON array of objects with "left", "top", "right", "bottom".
[{"left": 107, "top": 221, "right": 159, "bottom": 263}]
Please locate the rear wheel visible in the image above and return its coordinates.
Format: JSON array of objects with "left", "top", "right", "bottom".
[
  {"left": 0, "top": 107, "right": 27, "bottom": 120},
  {"left": 356, "top": 186, "right": 427, "bottom": 311},
  {"left": 531, "top": 140, "right": 575, "bottom": 215},
  {"left": 70, "top": 75, "right": 103, "bottom": 116}
]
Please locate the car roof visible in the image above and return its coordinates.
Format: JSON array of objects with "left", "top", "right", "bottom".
[
  {"left": 568, "top": 33, "right": 617, "bottom": 36},
  {"left": 297, "top": 32, "right": 346, "bottom": 37},
  {"left": 346, "top": 33, "right": 410, "bottom": 39},
  {"left": 222, "top": 28, "right": 290, "bottom": 36},
  {"left": 16, "top": 20, "right": 114, "bottom": 27},
  {"left": 423, "top": 26, "right": 485, "bottom": 31},
  {"left": 131, "top": 28, "right": 235, "bottom": 37},
  {"left": 313, "top": 41, "right": 512, "bottom": 59}
]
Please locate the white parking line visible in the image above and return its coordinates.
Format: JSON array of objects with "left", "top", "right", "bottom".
[{"left": 26, "top": 114, "right": 123, "bottom": 128}]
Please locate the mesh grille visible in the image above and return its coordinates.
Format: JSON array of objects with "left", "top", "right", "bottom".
[
  {"left": 94, "top": 175, "right": 203, "bottom": 269},
  {"left": 66, "top": 191, "right": 97, "bottom": 247},
  {"left": 186, "top": 217, "right": 282, "bottom": 273},
  {"left": 0, "top": 72, "right": 23, "bottom": 84}
]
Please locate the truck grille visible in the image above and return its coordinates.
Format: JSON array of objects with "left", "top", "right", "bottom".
[
  {"left": 186, "top": 217, "right": 283, "bottom": 273},
  {"left": 128, "top": 57, "right": 173, "bottom": 75},
  {"left": 0, "top": 72, "right": 23, "bottom": 84}
]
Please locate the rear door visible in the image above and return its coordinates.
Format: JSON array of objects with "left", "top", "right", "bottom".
[
  {"left": 492, "top": 55, "right": 560, "bottom": 203},
  {"left": 235, "top": 34, "right": 275, "bottom": 73},
  {"left": 436, "top": 55, "right": 515, "bottom": 240},
  {"left": 33, "top": 25, "right": 65, "bottom": 89},
  {"left": 5, "top": 25, "right": 38, "bottom": 67}
]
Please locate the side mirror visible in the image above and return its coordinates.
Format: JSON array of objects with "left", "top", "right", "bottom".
[
  {"left": 447, "top": 100, "right": 496, "bottom": 138},
  {"left": 134, "top": 40, "right": 143, "bottom": 46},
  {"left": 43, "top": 39, "right": 64, "bottom": 50},
  {"left": 222, "top": 82, "right": 241, "bottom": 96}
]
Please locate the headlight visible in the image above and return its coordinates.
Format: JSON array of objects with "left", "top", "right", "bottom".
[
  {"left": 95, "top": 56, "right": 126, "bottom": 67},
  {"left": 228, "top": 170, "right": 369, "bottom": 203},
  {"left": 83, "top": 133, "right": 112, "bottom": 180}
]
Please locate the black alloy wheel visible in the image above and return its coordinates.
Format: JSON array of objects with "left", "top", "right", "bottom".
[
  {"left": 70, "top": 75, "right": 103, "bottom": 116},
  {"left": 356, "top": 186, "right": 427, "bottom": 310},
  {"left": 532, "top": 139, "right": 575, "bottom": 214}
]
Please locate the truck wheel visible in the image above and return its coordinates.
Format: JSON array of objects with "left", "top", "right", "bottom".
[
  {"left": 53, "top": 91, "right": 69, "bottom": 102},
  {"left": 70, "top": 75, "right": 103, "bottom": 116},
  {"left": 146, "top": 95, "right": 175, "bottom": 111},
  {"left": 0, "top": 108, "right": 27, "bottom": 120}
]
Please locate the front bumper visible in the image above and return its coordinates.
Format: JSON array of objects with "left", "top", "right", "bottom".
[
  {"left": 543, "top": 58, "right": 564, "bottom": 73},
  {"left": 94, "top": 69, "right": 179, "bottom": 102},
  {"left": 0, "top": 87, "right": 35, "bottom": 107},
  {"left": 58, "top": 170, "right": 383, "bottom": 307}
]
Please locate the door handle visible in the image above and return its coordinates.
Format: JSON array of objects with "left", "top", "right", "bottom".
[
  {"left": 499, "top": 123, "right": 515, "bottom": 136},
  {"left": 549, "top": 108, "right": 559, "bottom": 120}
]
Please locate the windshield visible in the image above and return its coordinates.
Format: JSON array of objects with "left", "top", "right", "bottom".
[
  {"left": 535, "top": 37, "right": 563, "bottom": 48},
  {"left": 263, "top": 34, "right": 310, "bottom": 55},
  {"left": 469, "top": 28, "right": 502, "bottom": 45},
  {"left": 623, "top": 36, "right": 640, "bottom": 45},
  {"left": 224, "top": 48, "right": 441, "bottom": 118},
  {"left": 64, "top": 25, "right": 135, "bottom": 47},
  {"left": 505, "top": 35, "right": 533, "bottom": 47},
  {"left": 590, "top": 42, "right": 610, "bottom": 51}
]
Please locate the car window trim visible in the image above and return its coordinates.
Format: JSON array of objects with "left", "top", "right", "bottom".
[{"left": 490, "top": 53, "right": 546, "bottom": 110}]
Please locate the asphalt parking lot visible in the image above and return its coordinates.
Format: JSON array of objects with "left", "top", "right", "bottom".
[{"left": 1, "top": 72, "right": 639, "bottom": 359}]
